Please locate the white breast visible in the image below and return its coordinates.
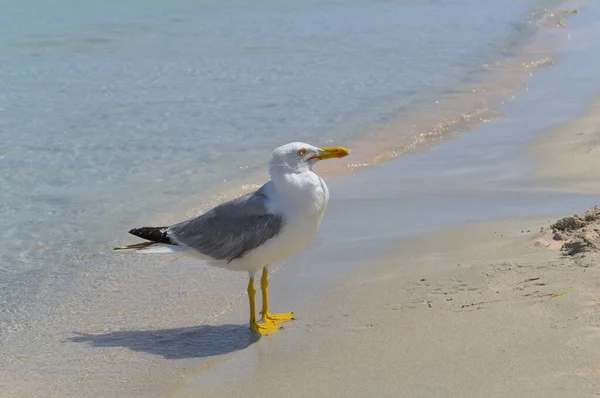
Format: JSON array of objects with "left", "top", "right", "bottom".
[
  {"left": 224, "top": 171, "right": 329, "bottom": 273},
  {"left": 271, "top": 171, "right": 329, "bottom": 218}
]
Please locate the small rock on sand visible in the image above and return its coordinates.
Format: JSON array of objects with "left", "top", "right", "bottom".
[{"left": 548, "top": 206, "right": 600, "bottom": 255}]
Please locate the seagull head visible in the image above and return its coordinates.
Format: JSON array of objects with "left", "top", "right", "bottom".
[{"left": 269, "top": 142, "right": 349, "bottom": 175}]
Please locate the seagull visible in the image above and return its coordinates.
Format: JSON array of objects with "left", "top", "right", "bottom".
[{"left": 115, "top": 142, "right": 349, "bottom": 335}]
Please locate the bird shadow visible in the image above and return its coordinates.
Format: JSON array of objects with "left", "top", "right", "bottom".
[{"left": 68, "top": 324, "right": 259, "bottom": 359}]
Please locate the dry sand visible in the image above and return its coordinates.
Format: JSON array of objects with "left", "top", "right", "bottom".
[
  {"left": 531, "top": 96, "right": 600, "bottom": 196},
  {"left": 174, "top": 95, "right": 600, "bottom": 398},
  {"left": 193, "top": 218, "right": 600, "bottom": 397}
]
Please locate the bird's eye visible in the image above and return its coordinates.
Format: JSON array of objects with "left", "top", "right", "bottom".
[{"left": 298, "top": 148, "right": 306, "bottom": 156}]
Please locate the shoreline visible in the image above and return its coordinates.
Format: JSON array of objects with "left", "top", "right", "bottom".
[
  {"left": 191, "top": 216, "right": 600, "bottom": 397},
  {"left": 174, "top": 75, "right": 600, "bottom": 398},
  {"left": 118, "top": 4, "right": 577, "bottom": 234},
  {"left": 169, "top": 5, "right": 600, "bottom": 396}
]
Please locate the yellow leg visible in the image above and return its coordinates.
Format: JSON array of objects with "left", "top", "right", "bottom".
[
  {"left": 260, "top": 267, "right": 294, "bottom": 324},
  {"left": 248, "top": 277, "right": 280, "bottom": 335}
]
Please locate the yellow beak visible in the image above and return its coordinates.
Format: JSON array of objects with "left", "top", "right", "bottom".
[{"left": 310, "top": 147, "right": 350, "bottom": 161}]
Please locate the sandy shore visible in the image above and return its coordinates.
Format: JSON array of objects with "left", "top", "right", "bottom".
[
  {"left": 192, "top": 218, "right": 600, "bottom": 397},
  {"left": 531, "top": 96, "right": 600, "bottom": 196},
  {"left": 171, "top": 89, "right": 600, "bottom": 397}
]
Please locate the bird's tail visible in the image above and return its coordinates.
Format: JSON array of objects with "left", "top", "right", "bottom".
[
  {"left": 113, "top": 241, "right": 157, "bottom": 251},
  {"left": 113, "top": 241, "right": 186, "bottom": 254}
]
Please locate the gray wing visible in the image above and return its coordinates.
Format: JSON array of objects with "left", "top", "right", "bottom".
[{"left": 167, "top": 182, "right": 284, "bottom": 263}]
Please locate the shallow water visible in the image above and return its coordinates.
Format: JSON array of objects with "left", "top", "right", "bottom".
[{"left": 0, "top": 0, "right": 589, "bottom": 396}]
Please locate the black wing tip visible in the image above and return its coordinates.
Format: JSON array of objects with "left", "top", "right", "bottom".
[
  {"left": 128, "top": 226, "right": 176, "bottom": 245},
  {"left": 128, "top": 227, "right": 150, "bottom": 235},
  {"left": 128, "top": 227, "right": 149, "bottom": 237}
]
